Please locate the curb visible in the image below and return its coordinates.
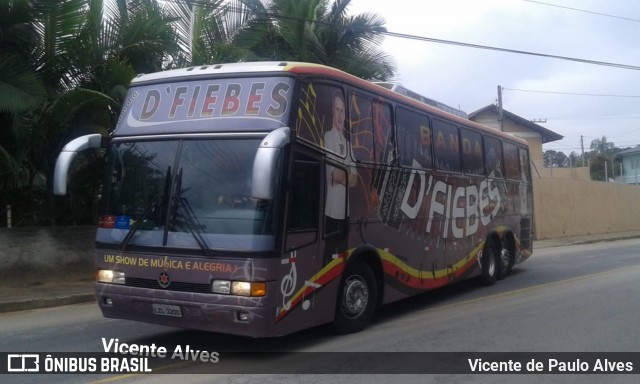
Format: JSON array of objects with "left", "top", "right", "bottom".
[
  {"left": 568, "top": 235, "right": 640, "bottom": 246},
  {"left": 535, "top": 234, "right": 640, "bottom": 249},
  {"left": 0, "top": 293, "right": 96, "bottom": 314}
]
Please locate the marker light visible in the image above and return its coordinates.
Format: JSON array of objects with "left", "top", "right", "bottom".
[
  {"left": 97, "top": 270, "right": 125, "bottom": 284},
  {"left": 250, "top": 282, "right": 267, "bottom": 297}
]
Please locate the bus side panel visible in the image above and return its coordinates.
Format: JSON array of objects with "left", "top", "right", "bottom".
[{"left": 347, "top": 167, "right": 518, "bottom": 304}]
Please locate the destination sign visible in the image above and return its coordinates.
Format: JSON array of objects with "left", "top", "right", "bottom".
[{"left": 115, "top": 77, "right": 294, "bottom": 135}]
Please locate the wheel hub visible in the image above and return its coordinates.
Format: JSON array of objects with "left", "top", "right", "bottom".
[{"left": 343, "top": 276, "right": 369, "bottom": 318}]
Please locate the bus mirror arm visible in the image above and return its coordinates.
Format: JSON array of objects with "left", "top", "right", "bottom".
[
  {"left": 251, "top": 127, "right": 290, "bottom": 200},
  {"left": 53, "top": 134, "right": 106, "bottom": 195}
]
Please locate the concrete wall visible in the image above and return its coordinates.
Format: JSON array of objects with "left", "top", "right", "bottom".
[
  {"left": 0, "top": 226, "right": 95, "bottom": 281},
  {"left": 534, "top": 166, "right": 591, "bottom": 181},
  {"left": 533, "top": 178, "right": 640, "bottom": 239}
]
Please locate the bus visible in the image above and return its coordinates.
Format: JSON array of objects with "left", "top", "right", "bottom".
[{"left": 53, "top": 61, "right": 533, "bottom": 337}]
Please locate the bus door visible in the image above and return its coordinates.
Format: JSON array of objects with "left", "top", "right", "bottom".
[{"left": 278, "top": 151, "right": 326, "bottom": 328}]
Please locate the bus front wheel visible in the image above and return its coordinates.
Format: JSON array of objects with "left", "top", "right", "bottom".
[{"left": 333, "top": 262, "right": 377, "bottom": 334}]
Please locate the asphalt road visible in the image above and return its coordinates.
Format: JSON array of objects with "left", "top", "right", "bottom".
[{"left": 2, "top": 238, "right": 640, "bottom": 384}]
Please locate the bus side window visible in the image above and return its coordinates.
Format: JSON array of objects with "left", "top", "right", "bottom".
[
  {"left": 503, "top": 142, "right": 520, "bottom": 180},
  {"left": 372, "top": 100, "right": 395, "bottom": 164},
  {"left": 350, "top": 94, "right": 374, "bottom": 163},
  {"left": 287, "top": 155, "right": 320, "bottom": 232},
  {"left": 349, "top": 96, "right": 395, "bottom": 165},
  {"left": 460, "top": 128, "right": 484, "bottom": 176},
  {"left": 296, "top": 82, "right": 347, "bottom": 154},
  {"left": 484, "top": 136, "right": 504, "bottom": 178},
  {"left": 433, "top": 119, "right": 461, "bottom": 173},
  {"left": 397, "top": 107, "right": 432, "bottom": 169},
  {"left": 519, "top": 147, "right": 532, "bottom": 182}
]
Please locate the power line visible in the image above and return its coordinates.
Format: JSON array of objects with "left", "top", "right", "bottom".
[
  {"left": 503, "top": 87, "right": 640, "bottom": 98},
  {"left": 382, "top": 31, "right": 640, "bottom": 71},
  {"left": 523, "top": 0, "right": 640, "bottom": 23},
  {"left": 161, "top": 0, "right": 640, "bottom": 71}
]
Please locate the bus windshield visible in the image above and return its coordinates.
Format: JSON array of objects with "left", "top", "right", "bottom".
[{"left": 97, "top": 138, "right": 279, "bottom": 253}]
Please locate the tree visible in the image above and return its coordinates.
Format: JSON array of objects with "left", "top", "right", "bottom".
[
  {"left": 590, "top": 136, "right": 613, "bottom": 155},
  {"left": 589, "top": 136, "right": 619, "bottom": 181},
  {"left": 1, "top": 0, "right": 397, "bottom": 226},
  {"left": 0, "top": 0, "right": 186, "bottom": 225},
  {"left": 162, "top": 0, "right": 396, "bottom": 79},
  {"left": 164, "top": 0, "right": 252, "bottom": 66},
  {"left": 542, "top": 150, "right": 569, "bottom": 168},
  {"left": 234, "top": 0, "right": 395, "bottom": 80},
  {"left": 568, "top": 151, "right": 581, "bottom": 167},
  {"left": 0, "top": 0, "right": 47, "bottom": 191}
]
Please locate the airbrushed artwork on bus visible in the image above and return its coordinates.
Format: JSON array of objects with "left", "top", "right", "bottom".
[{"left": 279, "top": 80, "right": 531, "bottom": 322}]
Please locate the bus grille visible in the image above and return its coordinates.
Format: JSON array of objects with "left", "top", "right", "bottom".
[{"left": 125, "top": 277, "right": 212, "bottom": 293}]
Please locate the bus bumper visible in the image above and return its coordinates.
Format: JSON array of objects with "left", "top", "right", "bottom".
[{"left": 95, "top": 282, "right": 275, "bottom": 338}]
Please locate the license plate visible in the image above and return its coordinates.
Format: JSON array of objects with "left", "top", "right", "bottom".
[{"left": 152, "top": 304, "right": 182, "bottom": 317}]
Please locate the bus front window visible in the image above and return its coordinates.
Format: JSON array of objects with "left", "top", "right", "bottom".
[{"left": 98, "top": 138, "right": 279, "bottom": 253}]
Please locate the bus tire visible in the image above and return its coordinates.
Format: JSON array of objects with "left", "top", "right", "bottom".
[
  {"left": 480, "top": 237, "right": 498, "bottom": 286},
  {"left": 332, "top": 262, "right": 377, "bottom": 334},
  {"left": 498, "top": 236, "right": 514, "bottom": 280}
]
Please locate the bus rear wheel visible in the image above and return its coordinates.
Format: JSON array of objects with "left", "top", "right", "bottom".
[
  {"left": 498, "top": 236, "right": 514, "bottom": 280},
  {"left": 480, "top": 237, "right": 498, "bottom": 286},
  {"left": 333, "top": 262, "right": 377, "bottom": 334}
]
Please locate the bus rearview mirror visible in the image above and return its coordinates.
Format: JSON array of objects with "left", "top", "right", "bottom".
[
  {"left": 53, "top": 134, "right": 105, "bottom": 195},
  {"left": 251, "top": 127, "right": 290, "bottom": 200}
]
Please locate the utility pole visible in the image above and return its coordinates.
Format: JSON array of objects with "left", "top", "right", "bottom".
[
  {"left": 497, "top": 85, "right": 504, "bottom": 132},
  {"left": 580, "top": 135, "right": 585, "bottom": 167}
]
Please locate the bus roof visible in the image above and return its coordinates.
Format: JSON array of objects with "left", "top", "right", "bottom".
[
  {"left": 130, "top": 61, "right": 297, "bottom": 84},
  {"left": 130, "top": 61, "right": 529, "bottom": 147}
]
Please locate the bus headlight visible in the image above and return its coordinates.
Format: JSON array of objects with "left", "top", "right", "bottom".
[
  {"left": 97, "top": 270, "right": 125, "bottom": 284},
  {"left": 211, "top": 280, "right": 266, "bottom": 297},
  {"left": 212, "top": 280, "right": 231, "bottom": 294}
]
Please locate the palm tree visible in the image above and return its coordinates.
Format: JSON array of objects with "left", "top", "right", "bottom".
[
  {"left": 1, "top": 0, "right": 396, "bottom": 225},
  {"left": 317, "top": 0, "right": 394, "bottom": 79},
  {"left": 164, "top": 0, "right": 253, "bottom": 66},
  {"left": 590, "top": 136, "right": 613, "bottom": 155},
  {"left": 243, "top": 0, "right": 395, "bottom": 80},
  {"left": 0, "top": 0, "right": 47, "bottom": 205},
  {"left": 165, "top": 0, "right": 395, "bottom": 80},
  {"left": 0, "top": 0, "right": 187, "bottom": 225}
]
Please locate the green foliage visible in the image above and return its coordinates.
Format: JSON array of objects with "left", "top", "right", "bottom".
[
  {"left": 543, "top": 135, "right": 622, "bottom": 181},
  {"left": 0, "top": 55, "right": 46, "bottom": 113},
  {"left": 0, "top": 0, "right": 396, "bottom": 227},
  {"left": 232, "top": 0, "right": 395, "bottom": 80}
]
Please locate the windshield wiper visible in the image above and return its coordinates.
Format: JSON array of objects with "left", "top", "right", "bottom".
[
  {"left": 120, "top": 166, "right": 172, "bottom": 251},
  {"left": 171, "top": 168, "right": 217, "bottom": 256}
]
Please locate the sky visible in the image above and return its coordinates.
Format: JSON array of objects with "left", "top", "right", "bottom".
[{"left": 348, "top": 0, "right": 640, "bottom": 155}]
